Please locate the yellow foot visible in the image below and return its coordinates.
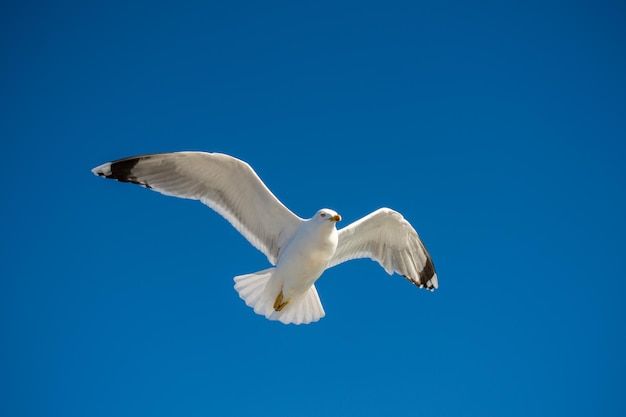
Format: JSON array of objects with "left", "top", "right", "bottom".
[{"left": 273, "top": 291, "right": 291, "bottom": 312}]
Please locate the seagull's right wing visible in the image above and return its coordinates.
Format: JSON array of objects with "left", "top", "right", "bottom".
[
  {"left": 327, "top": 208, "right": 438, "bottom": 290},
  {"left": 92, "top": 151, "right": 303, "bottom": 265}
]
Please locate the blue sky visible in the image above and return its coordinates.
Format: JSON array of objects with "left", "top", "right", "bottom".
[{"left": 1, "top": 1, "right": 625, "bottom": 416}]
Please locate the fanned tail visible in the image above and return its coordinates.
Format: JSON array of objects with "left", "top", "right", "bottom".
[
  {"left": 234, "top": 268, "right": 278, "bottom": 319},
  {"left": 233, "top": 269, "right": 325, "bottom": 325},
  {"left": 269, "top": 285, "right": 325, "bottom": 325}
]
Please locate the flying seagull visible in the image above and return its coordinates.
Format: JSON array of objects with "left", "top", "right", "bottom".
[{"left": 92, "top": 151, "right": 437, "bottom": 325}]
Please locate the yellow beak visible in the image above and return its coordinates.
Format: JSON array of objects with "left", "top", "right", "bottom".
[{"left": 331, "top": 214, "right": 342, "bottom": 222}]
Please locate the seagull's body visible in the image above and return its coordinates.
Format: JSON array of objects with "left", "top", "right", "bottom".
[
  {"left": 92, "top": 151, "right": 437, "bottom": 324},
  {"left": 274, "top": 210, "right": 339, "bottom": 301}
]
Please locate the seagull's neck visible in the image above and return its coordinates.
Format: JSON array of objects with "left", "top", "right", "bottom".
[
  {"left": 276, "top": 218, "right": 338, "bottom": 267},
  {"left": 304, "top": 220, "right": 336, "bottom": 235}
]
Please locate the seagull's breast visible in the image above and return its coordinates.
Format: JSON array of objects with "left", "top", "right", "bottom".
[{"left": 275, "top": 222, "right": 338, "bottom": 296}]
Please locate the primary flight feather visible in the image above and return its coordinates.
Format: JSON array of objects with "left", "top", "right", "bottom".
[{"left": 92, "top": 151, "right": 438, "bottom": 324}]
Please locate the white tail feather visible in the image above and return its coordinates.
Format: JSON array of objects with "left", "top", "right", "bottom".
[{"left": 233, "top": 269, "right": 325, "bottom": 325}]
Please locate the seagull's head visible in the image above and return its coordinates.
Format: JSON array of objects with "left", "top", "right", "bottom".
[{"left": 315, "top": 208, "right": 342, "bottom": 224}]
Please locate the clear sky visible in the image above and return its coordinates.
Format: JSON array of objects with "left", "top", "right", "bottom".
[{"left": 1, "top": 1, "right": 625, "bottom": 416}]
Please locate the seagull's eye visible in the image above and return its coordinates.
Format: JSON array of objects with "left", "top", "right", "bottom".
[{"left": 320, "top": 213, "right": 326, "bottom": 217}]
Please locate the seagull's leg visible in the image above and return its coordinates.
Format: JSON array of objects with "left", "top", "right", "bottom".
[
  {"left": 273, "top": 291, "right": 291, "bottom": 311},
  {"left": 276, "top": 299, "right": 291, "bottom": 311}
]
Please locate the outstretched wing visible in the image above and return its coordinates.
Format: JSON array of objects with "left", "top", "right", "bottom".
[
  {"left": 327, "top": 208, "right": 438, "bottom": 290},
  {"left": 92, "top": 151, "right": 303, "bottom": 265}
]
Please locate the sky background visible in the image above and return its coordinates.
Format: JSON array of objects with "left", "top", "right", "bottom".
[{"left": 1, "top": 1, "right": 625, "bottom": 416}]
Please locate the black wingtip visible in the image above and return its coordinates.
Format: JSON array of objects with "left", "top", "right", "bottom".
[
  {"left": 106, "top": 157, "right": 139, "bottom": 180},
  {"left": 102, "top": 157, "right": 152, "bottom": 188},
  {"left": 403, "top": 256, "right": 437, "bottom": 290},
  {"left": 421, "top": 257, "right": 436, "bottom": 286}
]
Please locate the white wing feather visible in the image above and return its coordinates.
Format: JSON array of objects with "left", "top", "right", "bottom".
[
  {"left": 91, "top": 151, "right": 303, "bottom": 265},
  {"left": 327, "top": 208, "right": 438, "bottom": 290}
]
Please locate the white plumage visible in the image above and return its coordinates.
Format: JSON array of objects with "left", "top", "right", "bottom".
[{"left": 92, "top": 151, "right": 438, "bottom": 325}]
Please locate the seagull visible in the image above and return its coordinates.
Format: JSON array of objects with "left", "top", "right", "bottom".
[{"left": 92, "top": 151, "right": 437, "bottom": 325}]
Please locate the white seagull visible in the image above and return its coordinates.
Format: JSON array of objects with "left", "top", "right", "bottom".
[{"left": 92, "top": 151, "right": 437, "bottom": 325}]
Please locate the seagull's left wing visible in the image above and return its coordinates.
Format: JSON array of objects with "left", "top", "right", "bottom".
[
  {"left": 327, "top": 208, "right": 438, "bottom": 290},
  {"left": 91, "top": 151, "right": 302, "bottom": 265}
]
